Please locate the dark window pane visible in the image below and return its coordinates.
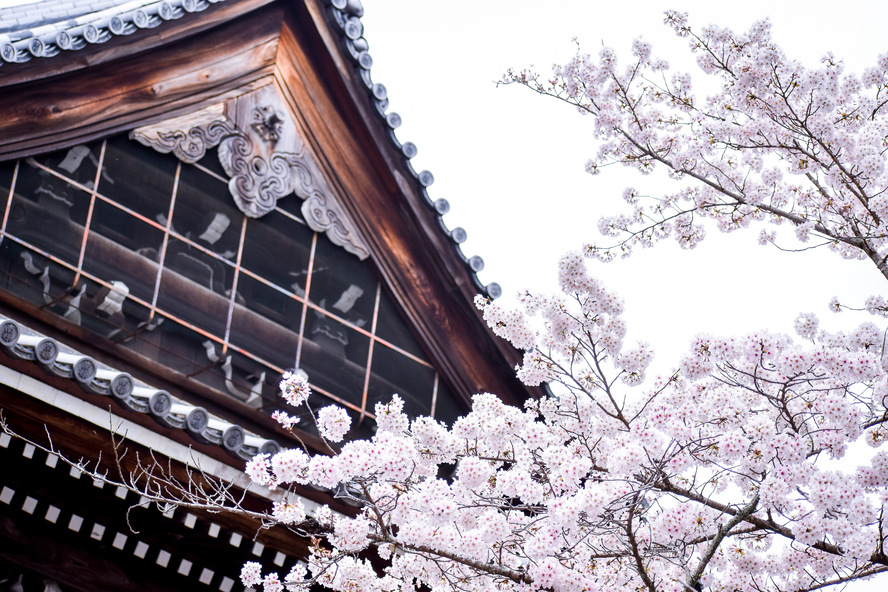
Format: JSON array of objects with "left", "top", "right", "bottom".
[
  {"left": 83, "top": 201, "right": 164, "bottom": 303},
  {"left": 367, "top": 344, "right": 435, "bottom": 418},
  {"left": 0, "top": 241, "right": 75, "bottom": 311},
  {"left": 150, "top": 315, "right": 220, "bottom": 377},
  {"left": 237, "top": 273, "right": 303, "bottom": 324},
  {"left": 343, "top": 406, "right": 376, "bottom": 441},
  {"left": 82, "top": 285, "right": 154, "bottom": 342},
  {"left": 31, "top": 142, "right": 101, "bottom": 188},
  {"left": 158, "top": 247, "right": 235, "bottom": 337},
  {"left": 230, "top": 275, "right": 302, "bottom": 372},
  {"left": 191, "top": 348, "right": 272, "bottom": 407},
  {"left": 275, "top": 196, "right": 306, "bottom": 222},
  {"left": 242, "top": 211, "right": 313, "bottom": 295},
  {"left": 290, "top": 389, "right": 329, "bottom": 439},
  {"left": 0, "top": 160, "right": 14, "bottom": 205},
  {"left": 196, "top": 150, "right": 228, "bottom": 180},
  {"left": 42, "top": 275, "right": 133, "bottom": 340},
  {"left": 100, "top": 136, "right": 176, "bottom": 220},
  {"left": 300, "top": 311, "right": 369, "bottom": 408},
  {"left": 309, "top": 233, "right": 377, "bottom": 326},
  {"left": 376, "top": 290, "right": 427, "bottom": 360},
  {"left": 7, "top": 162, "right": 91, "bottom": 266},
  {"left": 432, "top": 379, "right": 463, "bottom": 427},
  {"left": 0, "top": 137, "right": 462, "bottom": 445},
  {"left": 172, "top": 165, "right": 242, "bottom": 260},
  {"left": 111, "top": 304, "right": 170, "bottom": 360}
]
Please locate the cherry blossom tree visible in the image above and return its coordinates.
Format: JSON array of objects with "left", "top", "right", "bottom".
[{"left": 239, "top": 12, "right": 888, "bottom": 592}]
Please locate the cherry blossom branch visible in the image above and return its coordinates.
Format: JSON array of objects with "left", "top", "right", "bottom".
[{"left": 687, "top": 494, "right": 759, "bottom": 589}]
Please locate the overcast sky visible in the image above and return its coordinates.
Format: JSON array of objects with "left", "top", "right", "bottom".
[{"left": 360, "top": 1, "right": 888, "bottom": 370}]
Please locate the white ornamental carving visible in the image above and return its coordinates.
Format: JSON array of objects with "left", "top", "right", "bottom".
[{"left": 130, "top": 86, "right": 369, "bottom": 259}]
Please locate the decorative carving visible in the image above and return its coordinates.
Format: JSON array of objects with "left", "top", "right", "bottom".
[
  {"left": 111, "top": 374, "right": 134, "bottom": 398},
  {"left": 217, "top": 85, "right": 310, "bottom": 219},
  {"left": 302, "top": 190, "right": 367, "bottom": 259},
  {"left": 217, "top": 133, "right": 293, "bottom": 218},
  {"left": 251, "top": 105, "right": 285, "bottom": 143},
  {"left": 132, "top": 85, "right": 370, "bottom": 259},
  {"left": 0, "top": 319, "right": 20, "bottom": 347},
  {"left": 130, "top": 104, "right": 238, "bottom": 163}
]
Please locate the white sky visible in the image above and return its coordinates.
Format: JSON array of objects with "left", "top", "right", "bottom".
[{"left": 360, "top": 3, "right": 888, "bottom": 590}]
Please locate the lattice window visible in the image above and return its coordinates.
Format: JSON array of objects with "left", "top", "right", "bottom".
[{"left": 0, "top": 136, "right": 462, "bottom": 438}]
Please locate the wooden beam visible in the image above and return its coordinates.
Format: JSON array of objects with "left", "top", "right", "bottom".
[
  {"left": 0, "top": 4, "right": 283, "bottom": 161},
  {"left": 0, "top": 514, "right": 177, "bottom": 592},
  {"left": 0, "top": 0, "right": 541, "bottom": 409},
  {"left": 0, "top": 431, "right": 306, "bottom": 592},
  {"left": 0, "top": 378, "right": 353, "bottom": 541},
  {"left": 0, "top": 0, "right": 277, "bottom": 89},
  {"left": 272, "top": 5, "right": 541, "bottom": 407}
]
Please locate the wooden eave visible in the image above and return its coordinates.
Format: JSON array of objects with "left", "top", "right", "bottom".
[
  {"left": 0, "top": 382, "right": 319, "bottom": 592},
  {"left": 0, "top": 0, "right": 282, "bottom": 160},
  {"left": 0, "top": 0, "right": 542, "bottom": 411}
]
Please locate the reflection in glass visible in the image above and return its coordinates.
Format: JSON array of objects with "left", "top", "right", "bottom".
[
  {"left": 113, "top": 301, "right": 166, "bottom": 356},
  {"left": 173, "top": 165, "right": 241, "bottom": 259},
  {"left": 0, "top": 161, "right": 14, "bottom": 203},
  {"left": 8, "top": 162, "right": 91, "bottom": 266},
  {"left": 158, "top": 254, "right": 234, "bottom": 337},
  {"left": 275, "top": 195, "right": 306, "bottom": 221},
  {"left": 0, "top": 135, "right": 464, "bottom": 442},
  {"left": 300, "top": 312, "right": 369, "bottom": 408},
  {"left": 192, "top": 348, "right": 271, "bottom": 407},
  {"left": 368, "top": 343, "right": 435, "bottom": 418},
  {"left": 90, "top": 289, "right": 154, "bottom": 342},
  {"left": 31, "top": 142, "right": 101, "bottom": 189},
  {"left": 195, "top": 150, "right": 228, "bottom": 181},
  {"left": 152, "top": 314, "right": 219, "bottom": 377},
  {"left": 242, "top": 211, "right": 313, "bottom": 295},
  {"left": 100, "top": 136, "right": 176, "bottom": 220},
  {"left": 84, "top": 200, "right": 164, "bottom": 303},
  {"left": 0, "top": 242, "right": 75, "bottom": 312},
  {"left": 344, "top": 406, "right": 376, "bottom": 441},
  {"left": 229, "top": 275, "right": 302, "bottom": 372},
  {"left": 310, "top": 233, "right": 377, "bottom": 324},
  {"left": 432, "top": 380, "right": 462, "bottom": 427},
  {"left": 375, "top": 290, "right": 427, "bottom": 359}
]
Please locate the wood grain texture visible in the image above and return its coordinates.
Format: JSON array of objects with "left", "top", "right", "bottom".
[
  {"left": 0, "top": 5, "right": 283, "bottom": 161},
  {"left": 0, "top": 0, "right": 540, "bottom": 412},
  {"left": 275, "top": 3, "right": 542, "bottom": 407},
  {"left": 0, "top": 0, "right": 277, "bottom": 89}
]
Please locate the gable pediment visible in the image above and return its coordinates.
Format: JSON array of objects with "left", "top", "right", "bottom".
[{"left": 131, "top": 84, "right": 370, "bottom": 259}]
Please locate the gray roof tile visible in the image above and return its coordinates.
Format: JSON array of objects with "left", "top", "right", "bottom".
[
  {"left": 323, "top": 0, "right": 501, "bottom": 298},
  {"left": 0, "top": 315, "right": 282, "bottom": 459}
]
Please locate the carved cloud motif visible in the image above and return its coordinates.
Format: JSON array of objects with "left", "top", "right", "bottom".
[
  {"left": 130, "top": 104, "right": 237, "bottom": 164},
  {"left": 130, "top": 86, "right": 369, "bottom": 259}
]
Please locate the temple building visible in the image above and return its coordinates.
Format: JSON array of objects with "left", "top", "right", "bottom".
[{"left": 0, "top": 2, "right": 539, "bottom": 591}]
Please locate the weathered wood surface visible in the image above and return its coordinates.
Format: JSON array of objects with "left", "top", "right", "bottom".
[
  {"left": 0, "top": 0, "right": 277, "bottom": 89},
  {"left": 0, "top": 0, "right": 540, "bottom": 411},
  {"left": 276, "top": 2, "right": 542, "bottom": 407},
  {"left": 0, "top": 4, "right": 282, "bottom": 161},
  {"left": 0, "top": 514, "right": 172, "bottom": 592}
]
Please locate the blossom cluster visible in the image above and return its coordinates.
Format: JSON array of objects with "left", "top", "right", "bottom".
[{"left": 243, "top": 242, "right": 888, "bottom": 592}]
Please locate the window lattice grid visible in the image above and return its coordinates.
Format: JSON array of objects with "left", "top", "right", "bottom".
[{"left": 0, "top": 138, "right": 461, "bottom": 432}]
